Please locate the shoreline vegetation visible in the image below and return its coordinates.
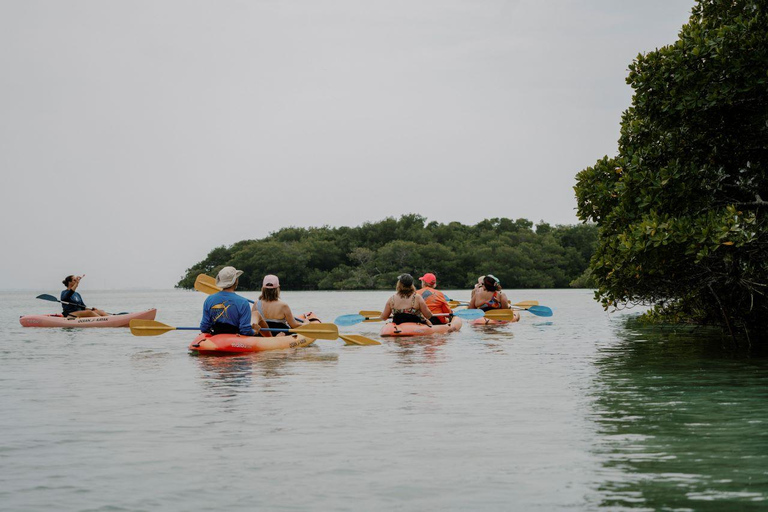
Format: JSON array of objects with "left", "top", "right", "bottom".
[
  {"left": 574, "top": 0, "right": 767, "bottom": 342},
  {"left": 177, "top": 215, "right": 597, "bottom": 291}
]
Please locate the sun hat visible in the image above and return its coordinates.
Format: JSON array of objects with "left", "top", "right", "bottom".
[
  {"left": 397, "top": 274, "right": 414, "bottom": 287},
  {"left": 262, "top": 274, "right": 280, "bottom": 288},
  {"left": 216, "top": 266, "right": 243, "bottom": 289},
  {"left": 419, "top": 273, "right": 436, "bottom": 286},
  {"left": 484, "top": 274, "right": 500, "bottom": 287}
]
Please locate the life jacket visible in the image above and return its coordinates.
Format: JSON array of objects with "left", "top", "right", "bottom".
[{"left": 417, "top": 287, "right": 451, "bottom": 324}]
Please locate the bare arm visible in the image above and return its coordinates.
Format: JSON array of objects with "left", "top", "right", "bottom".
[
  {"left": 499, "top": 292, "right": 509, "bottom": 309},
  {"left": 380, "top": 299, "right": 392, "bottom": 321},
  {"left": 283, "top": 304, "right": 304, "bottom": 328},
  {"left": 251, "top": 310, "right": 271, "bottom": 336}
]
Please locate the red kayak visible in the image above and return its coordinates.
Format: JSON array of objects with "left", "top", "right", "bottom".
[{"left": 189, "top": 313, "right": 322, "bottom": 354}]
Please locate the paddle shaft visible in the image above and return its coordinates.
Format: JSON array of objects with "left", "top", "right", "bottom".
[
  {"left": 34, "top": 294, "right": 120, "bottom": 314},
  {"left": 60, "top": 299, "right": 94, "bottom": 310}
]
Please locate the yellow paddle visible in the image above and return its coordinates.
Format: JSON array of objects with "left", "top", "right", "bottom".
[
  {"left": 480, "top": 309, "right": 520, "bottom": 321},
  {"left": 448, "top": 300, "right": 539, "bottom": 309},
  {"left": 357, "top": 310, "right": 385, "bottom": 322},
  {"left": 129, "top": 319, "right": 339, "bottom": 340},
  {"left": 339, "top": 334, "right": 381, "bottom": 346},
  {"left": 129, "top": 320, "right": 380, "bottom": 345},
  {"left": 194, "top": 273, "right": 232, "bottom": 296}
]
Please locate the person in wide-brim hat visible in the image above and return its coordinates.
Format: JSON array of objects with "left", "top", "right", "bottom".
[
  {"left": 200, "top": 266, "right": 265, "bottom": 336},
  {"left": 215, "top": 266, "right": 244, "bottom": 289}
]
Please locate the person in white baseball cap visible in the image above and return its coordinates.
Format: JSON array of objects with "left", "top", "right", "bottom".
[{"left": 252, "top": 274, "right": 318, "bottom": 331}]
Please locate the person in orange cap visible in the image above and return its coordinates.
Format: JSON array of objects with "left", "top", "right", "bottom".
[{"left": 416, "top": 272, "right": 453, "bottom": 324}]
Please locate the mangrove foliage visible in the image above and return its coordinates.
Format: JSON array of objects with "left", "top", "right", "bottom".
[
  {"left": 574, "top": 0, "right": 767, "bottom": 339},
  {"left": 177, "top": 215, "right": 597, "bottom": 291}
]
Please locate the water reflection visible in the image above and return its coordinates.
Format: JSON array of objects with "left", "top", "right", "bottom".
[
  {"left": 589, "top": 320, "right": 768, "bottom": 509},
  {"left": 192, "top": 347, "right": 339, "bottom": 397},
  {"left": 465, "top": 325, "right": 515, "bottom": 354},
  {"left": 387, "top": 336, "right": 448, "bottom": 365}
]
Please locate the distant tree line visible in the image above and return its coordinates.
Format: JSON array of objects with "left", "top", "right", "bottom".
[{"left": 177, "top": 215, "right": 597, "bottom": 291}]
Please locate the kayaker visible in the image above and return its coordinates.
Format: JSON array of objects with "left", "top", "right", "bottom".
[
  {"left": 200, "top": 266, "right": 263, "bottom": 336},
  {"left": 61, "top": 275, "right": 107, "bottom": 317},
  {"left": 416, "top": 273, "right": 452, "bottom": 324},
  {"left": 470, "top": 275, "right": 485, "bottom": 299},
  {"left": 468, "top": 274, "right": 509, "bottom": 311},
  {"left": 252, "top": 274, "right": 314, "bottom": 332},
  {"left": 380, "top": 274, "right": 433, "bottom": 325}
]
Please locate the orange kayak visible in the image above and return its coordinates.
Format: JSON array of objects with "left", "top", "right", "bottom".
[
  {"left": 379, "top": 317, "right": 463, "bottom": 337},
  {"left": 189, "top": 313, "right": 320, "bottom": 354},
  {"left": 188, "top": 332, "right": 317, "bottom": 354}
]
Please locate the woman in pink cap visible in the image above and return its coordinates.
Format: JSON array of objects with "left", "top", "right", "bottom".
[{"left": 251, "top": 274, "right": 313, "bottom": 331}]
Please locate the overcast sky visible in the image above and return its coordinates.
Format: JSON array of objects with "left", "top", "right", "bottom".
[{"left": 0, "top": 0, "right": 694, "bottom": 290}]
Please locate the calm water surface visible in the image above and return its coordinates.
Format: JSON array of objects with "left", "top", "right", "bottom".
[{"left": 1, "top": 289, "right": 766, "bottom": 511}]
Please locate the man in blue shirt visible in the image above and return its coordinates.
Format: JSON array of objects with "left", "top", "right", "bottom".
[{"left": 200, "top": 266, "right": 256, "bottom": 336}]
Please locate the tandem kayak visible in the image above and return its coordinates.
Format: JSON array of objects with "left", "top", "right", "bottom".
[
  {"left": 188, "top": 313, "right": 321, "bottom": 355},
  {"left": 379, "top": 317, "right": 463, "bottom": 337},
  {"left": 20, "top": 309, "right": 157, "bottom": 328},
  {"left": 471, "top": 310, "right": 520, "bottom": 326}
]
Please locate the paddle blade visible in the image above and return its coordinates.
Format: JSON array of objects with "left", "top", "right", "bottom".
[
  {"left": 513, "top": 300, "right": 539, "bottom": 308},
  {"left": 36, "top": 294, "right": 60, "bottom": 302},
  {"left": 448, "top": 300, "right": 469, "bottom": 308},
  {"left": 334, "top": 314, "right": 365, "bottom": 326},
  {"left": 483, "top": 309, "right": 519, "bottom": 321},
  {"left": 339, "top": 334, "right": 381, "bottom": 346},
  {"left": 129, "top": 319, "right": 176, "bottom": 336},
  {"left": 526, "top": 305, "right": 553, "bottom": 317},
  {"left": 451, "top": 309, "right": 484, "bottom": 320},
  {"left": 194, "top": 274, "right": 222, "bottom": 295},
  {"left": 357, "top": 310, "right": 384, "bottom": 322},
  {"left": 290, "top": 323, "right": 339, "bottom": 341}
]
